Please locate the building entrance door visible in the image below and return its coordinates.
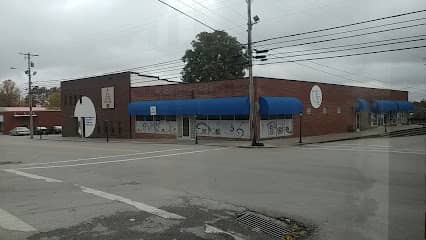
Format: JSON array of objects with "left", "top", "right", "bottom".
[{"left": 182, "top": 116, "right": 190, "bottom": 138}]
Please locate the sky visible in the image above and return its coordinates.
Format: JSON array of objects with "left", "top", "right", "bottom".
[{"left": 0, "top": 0, "right": 425, "bottom": 100}]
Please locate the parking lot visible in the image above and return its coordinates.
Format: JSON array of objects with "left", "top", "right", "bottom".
[{"left": 0, "top": 135, "right": 424, "bottom": 240}]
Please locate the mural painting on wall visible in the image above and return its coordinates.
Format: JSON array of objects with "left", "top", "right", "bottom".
[
  {"left": 260, "top": 119, "right": 293, "bottom": 138},
  {"left": 135, "top": 121, "right": 177, "bottom": 134},
  {"left": 196, "top": 120, "right": 249, "bottom": 139}
]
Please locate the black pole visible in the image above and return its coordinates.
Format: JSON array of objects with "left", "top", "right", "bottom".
[
  {"left": 105, "top": 121, "right": 109, "bottom": 143},
  {"left": 82, "top": 117, "right": 86, "bottom": 139},
  {"left": 299, "top": 113, "right": 303, "bottom": 144},
  {"left": 194, "top": 115, "right": 198, "bottom": 144},
  {"left": 384, "top": 113, "right": 387, "bottom": 133}
]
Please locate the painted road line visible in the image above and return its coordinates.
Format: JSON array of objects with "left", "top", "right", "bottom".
[
  {"left": 205, "top": 224, "right": 244, "bottom": 240},
  {"left": 19, "top": 147, "right": 195, "bottom": 167},
  {"left": 298, "top": 146, "right": 426, "bottom": 155},
  {"left": 3, "top": 169, "right": 63, "bottom": 183},
  {"left": 14, "top": 148, "right": 227, "bottom": 170},
  {"left": 308, "top": 144, "right": 425, "bottom": 153},
  {"left": 78, "top": 185, "right": 185, "bottom": 219},
  {"left": 0, "top": 208, "right": 37, "bottom": 232}
]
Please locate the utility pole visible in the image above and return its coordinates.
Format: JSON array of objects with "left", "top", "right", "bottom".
[
  {"left": 19, "top": 52, "right": 39, "bottom": 139},
  {"left": 247, "top": 0, "right": 257, "bottom": 146}
]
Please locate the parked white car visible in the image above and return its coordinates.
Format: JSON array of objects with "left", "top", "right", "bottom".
[
  {"left": 52, "top": 126, "right": 62, "bottom": 134},
  {"left": 9, "top": 127, "right": 30, "bottom": 136}
]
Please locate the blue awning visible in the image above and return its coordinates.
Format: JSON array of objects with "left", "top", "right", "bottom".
[
  {"left": 128, "top": 96, "right": 250, "bottom": 116},
  {"left": 355, "top": 98, "right": 369, "bottom": 112},
  {"left": 371, "top": 100, "right": 398, "bottom": 113},
  {"left": 396, "top": 101, "right": 414, "bottom": 112},
  {"left": 259, "top": 96, "right": 303, "bottom": 115}
]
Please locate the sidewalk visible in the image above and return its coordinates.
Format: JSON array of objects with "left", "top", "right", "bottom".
[
  {"left": 262, "top": 124, "right": 423, "bottom": 147},
  {"left": 37, "top": 124, "right": 422, "bottom": 148}
]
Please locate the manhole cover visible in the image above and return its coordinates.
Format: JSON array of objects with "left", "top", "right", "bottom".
[{"left": 236, "top": 211, "right": 308, "bottom": 240}]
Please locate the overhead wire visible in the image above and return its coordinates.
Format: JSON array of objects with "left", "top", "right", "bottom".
[
  {"left": 263, "top": 22, "right": 426, "bottom": 51},
  {"left": 255, "top": 45, "right": 426, "bottom": 65},
  {"left": 253, "top": 9, "right": 426, "bottom": 44},
  {"left": 259, "top": 38, "right": 426, "bottom": 61}
]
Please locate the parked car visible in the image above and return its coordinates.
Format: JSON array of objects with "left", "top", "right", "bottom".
[
  {"left": 34, "top": 126, "right": 48, "bottom": 135},
  {"left": 9, "top": 127, "right": 30, "bottom": 136},
  {"left": 52, "top": 126, "right": 62, "bottom": 134}
]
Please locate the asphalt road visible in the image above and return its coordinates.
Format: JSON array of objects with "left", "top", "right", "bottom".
[{"left": 0, "top": 135, "right": 424, "bottom": 240}]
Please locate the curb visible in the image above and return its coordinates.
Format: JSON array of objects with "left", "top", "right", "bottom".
[{"left": 300, "top": 134, "right": 384, "bottom": 145}]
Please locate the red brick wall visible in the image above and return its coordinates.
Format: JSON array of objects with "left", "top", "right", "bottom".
[
  {"left": 2, "top": 111, "right": 61, "bottom": 133},
  {"left": 61, "top": 72, "right": 131, "bottom": 138},
  {"left": 129, "top": 77, "right": 408, "bottom": 138},
  {"left": 131, "top": 79, "right": 249, "bottom": 101},
  {"left": 256, "top": 77, "right": 408, "bottom": 137}
]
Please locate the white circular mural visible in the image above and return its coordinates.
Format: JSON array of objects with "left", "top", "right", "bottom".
[
  {"left": 310, "top": 85, "right": 323, "bottom": 109},
  {"left": 74, "top": 96, "right": 96, "bottom": 137}
]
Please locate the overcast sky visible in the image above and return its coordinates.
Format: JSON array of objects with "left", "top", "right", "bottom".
[{"left": 1, "top": 0, "right": 425, "bottom": 100}]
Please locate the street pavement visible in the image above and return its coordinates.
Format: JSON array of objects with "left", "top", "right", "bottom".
[{"left": 0, "top": 134, "right": 424, "bottom": 240}]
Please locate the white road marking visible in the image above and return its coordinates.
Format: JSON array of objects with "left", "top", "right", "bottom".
[
  {"left": 0, "top": 208, "right": 37, "bottom": 232},
  {"left": 309, "top": 143, "right": 424, "bottom": 152},
  {"left": 19, "top": 147, "right": 195, "bottom": 166},
  {"left": 3, "top": 169, "right": 63, "bottom": 183},
  {"left": 299, "top": 146, "right": 425, "bottom": 155},
  {"left": 14, "top": 148, "right": 227, "bottom": 170},
  {"left": 78, "top": 185, "right": 185, "bottom": 220},
  {"left": 205, "top": 224, "right": 244, "bottom": 240}
]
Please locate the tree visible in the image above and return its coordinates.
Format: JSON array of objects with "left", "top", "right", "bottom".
[
  {"left": 0, "top": 80, "right": 21, "bottom": 107},
  {"left": 24, "top": 86, "right": 60, "bottom": 107},
  {"left": 48, "top": 89, "right": 60, "bottom": 108},
  {"left": 182, "top": 30, "right": 247, "bottom": 83}
]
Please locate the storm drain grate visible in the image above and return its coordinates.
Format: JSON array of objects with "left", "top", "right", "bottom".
[{"left": 236, "top": 211, "right": 293, "bottom": 239}]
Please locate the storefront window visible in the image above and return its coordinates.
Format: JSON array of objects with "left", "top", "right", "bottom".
[{"left": 235, "top": 115, "right": 249, "bottom": 120}]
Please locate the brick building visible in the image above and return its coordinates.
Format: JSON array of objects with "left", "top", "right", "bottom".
[
  {"left": 0, "top": 107, "right": 62, "bottom": 134},
  {"left": 60, "top": 72, "right": 413, "bottom": 140}
]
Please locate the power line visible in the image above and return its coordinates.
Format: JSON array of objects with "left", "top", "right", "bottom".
[
  {"left": 261, "top": 38, "right": 426, "bottom": 61},
  {"left": 255, "top": 17, "right": 426, "bottom": 48},
  {"left": 266, "top": 34, "right": 426, "bottom": 57},
  {"left": 292, "top": 62, "right": 426, "bottom": 96},
  {"left": 255, "top": 45, "right": 426, "bottom": 65},
  {"left": 34, "top": 59, "right": 183, "bottom": 84},
  {"left": 308, "top": 61, "right": 426, "bottom": 93},
  {"left": 156, "top": 0, "right": 216, "bottom": 31},
  {"left": 253, "top": 9, "right": 426, "bottom": 44},
  {"left": 264, "top": 22, "right": 426, "bottom": 52},
  {"left": 293, "top": 61, "right": 385, "bottom": 88}
]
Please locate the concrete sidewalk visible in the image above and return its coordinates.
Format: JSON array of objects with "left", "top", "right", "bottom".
[{"left": 35, "top": 124, "right": 422, "bottom": 148}]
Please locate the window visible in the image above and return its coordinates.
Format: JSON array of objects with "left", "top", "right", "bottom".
[
  {"left": 136, "top": 116, "right": 144, "bottom": 121},
  {"left": 337, "top": 107, "right": 342, "bottom": 114},
  {"left": 63, "top": 95, "right": 67, "bottom": 106},
  {"left": 235, "top": 115, "right": 249, "bottom": 120},
  {"left": 165, "top": 116, "right": 176, "bottom": 121},
  {"left": 221, "top": 115, "right": 234, "bottom": 120},
  {"left": 208, "top": 115, "right": 220, "bottom": 120}
]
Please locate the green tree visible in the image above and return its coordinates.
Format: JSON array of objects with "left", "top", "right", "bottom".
[
  {"left": 0, "top": 80, "right": 21, "bottom": 107},
  {"left": 182, "top": 30, "right": 247, "bottom": 83},
  {"left": 48, "top": 89, "right": 61, "bottom": 108}
]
